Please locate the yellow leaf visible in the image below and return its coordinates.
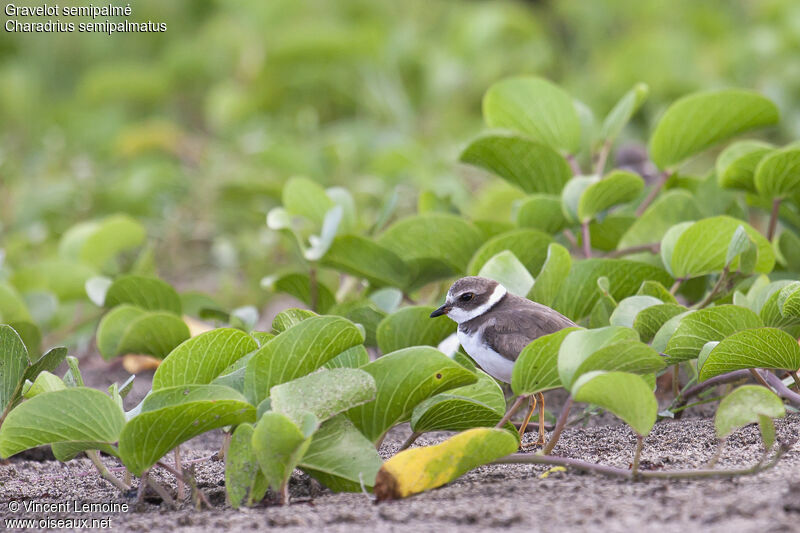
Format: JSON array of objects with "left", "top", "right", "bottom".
[
  {"left": 539, "top": 466, "right": 566, "bottom": 479},
  {"left": 373, "top": 428, "right": 518, "bottom": 501}
]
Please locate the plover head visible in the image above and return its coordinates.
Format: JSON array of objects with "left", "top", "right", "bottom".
[{"left": 430, "top": 276, "right": 508, "bottom": 324}]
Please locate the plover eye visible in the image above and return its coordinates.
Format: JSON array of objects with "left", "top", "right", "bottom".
[{"left": 459, "top": 292, "right": 474, "bottom": 302}]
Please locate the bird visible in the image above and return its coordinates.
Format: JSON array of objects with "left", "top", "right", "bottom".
[{"left": 430, "top": 276, "right": 577, "bottom": 445}]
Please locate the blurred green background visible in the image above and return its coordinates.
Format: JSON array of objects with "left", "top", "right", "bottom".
[{"left": 2, "top": 0, "right": 799, "bottom": 307}]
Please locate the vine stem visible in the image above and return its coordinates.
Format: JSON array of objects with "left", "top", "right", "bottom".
[
  {"left": 767, "top": 198, "right": 781, "bottom": 241},
  {"left": 174, "top": 447, "right": 184, "bottom": 501},
  {"left": 496, "top": 395, "right": 528, "bottom": 429},
  {"left": 309, "top": 266, "right": 318, "bottom": 312},
  {"left": 790, "top": 371, "right": 800, "bottom": 391},
  {"left": 86, "top": 450, "right": 130, "bottom": 493},
  {"left": 581, "top": 222, "right": 592, "bottom": 258},
  {"left": 749, "top": 368, "right": 772, "bottom": 389},
  {"left": 492, "top": 441, "right": 791, "bottom": 480},
  {"left": 399, "top": 431, "right": 422, "bottom": 451},
  {"left": 632, "top": 435, "right": 644, "bottom": 480},
  {"left": 565, "top": 154, "right": 583, "bottom": 176},
  {"left": 543, "top": 397, "right": 573, "bottom": 455},
  {"left": 670, "top": 370, "right": 751, "bottom": 412},
  {"left": 635, "top": 170, "right": 672, "bottom": 216},
  {"left": 694, "top": 266, "right": 729, "bottom": 309},
  {"left": 669, "top": 278, "right": 683, "bottom": 295},
  {"left": 594, "top": 140, "right": 611, "bottom": 176}
]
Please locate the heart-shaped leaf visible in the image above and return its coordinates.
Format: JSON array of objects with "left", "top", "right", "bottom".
[
  {"left": 478, "top": 251, "right": 534, "bottom": 297},
  {"left": 376, "top": 306, "right": 456, "bottom": 355},
  {"left": 776, "top": 231, "right": 800, "bottom": 272},
  {"left": 270, "top": 368, "right": 376, "bottom": 425},
  {"left": 282, "top": 176, "right": 334, "bottom": 227},
  {"left": 609, "top": 296, "right": 663, "bottom": 328},
  {"left": 633, "top": 304, "right": 687, "bottom": 343},
  {"left": 668, "top": 216, "right": 774, "bottom": 278},
  {"left": 328, "top": 300, "right": 386, "bottom": 347},
  {"left": 617, "top": 190, "right": 701, "bottom": 250},
  {"left": 512, "top": 327, "right": 581, "bottom": 396},
  {"left": 0, "top": 388, "right": 125, "bottom": 459},
  {"left": 11, "top": 259, "right": 96, "bottom": 301},
  {"left": 59, "top": 214, "right": 146, "bottom": 269},
  {"left": 245, "top": 316, "right": 364, "bottom": 406},
  {"left": 374, "top": 427, "right": 519, "bottom": 501},
  {"left": 264, "top": 273, "right": 336, "bottom": 314},
  {"left": 320, "top": 235, "right": 408, "bottom": 288},
  {"left": 716, "top": 140, "right": 773, "bottom": 192},
  {"left": 755, "top": 147, "right": 800, "bottom": 200},
  {"left": 649, "top": 89, "right": 779, "bottom": 169},
  {"left": 699, "top": 327, "right": 800, "bottom": 381},
  {"left": 96, "top": 305, "right": 191, "bottom": 360},
  {"left": 578, "top": 171, "right": 644, "bottom": 222},
  {"left": 0, "top": 325, "right": 29, "bottom": 416},
  {"left": 515, "top": 194, "right": 568, "bottom": 234},
  {"left": 778, "top": 282, "right": 800, "bottom": 319},
  {"left": 271, "top": 308, "right": 317, "bottom": 334},
  {"left": 299, "top": 414, "right": 384, "bottom": 492},
  {"left": 104, "top": 275, "right": 182, "bottom": 314},
  {"left": 571, "top": 371, "right": 657, "bottom": 436},
  {"left": 561, "top": 176, "right": 596, "bottom": 224},
  {"left": 714, "top": 385, "right": 785, "bottom": 439},
  {"left": 324, "top": 345, "right": 369, "bottom": 370},
  {"left": 529, "top": 243, "right": 572, "bottom": 307},
  {"left": 0, "top": 283, "right": 32, "bottom": 323},
  {"left": 467, "top": 229, "right": 552, "bottom": 277},
  {"left": 600, "top": 83, "right": 649, "bottom": 143},
  {"left": 152, "top": 328, "right": 258, "bottom": 390},
  {"left": 119, "top": 384, "right": 256, "bottom": 475},
  {"left": 664, "top": 305, "right": 763, "bottom": 363},
  {"left": 483, "top": 76, "right": 582, "bottom": 154},
  {"left": 558, "top": 326, "right": 639, "bottom": 389},
  {"left": 552, "top": 259, "right": 673, "bottom": 321},
  {"left": 460, "top": 135, "right": 572, "bottom": 194},
  {"left": 346, "top": 347, "right": 477, "bottom": 443},
  {"left": 225, "top": 423, "right": 268, "bottom": 508},
  {"left": 252, "top": 411, "right": 317, "bottom": 499}
]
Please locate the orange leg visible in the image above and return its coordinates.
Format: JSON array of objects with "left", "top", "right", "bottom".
[{"left": 518, "top": 395, "right": 537, "bottom": 439}]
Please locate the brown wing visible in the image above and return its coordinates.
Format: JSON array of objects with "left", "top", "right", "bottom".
[{"left": 481, "top": 297, "right": 576, "bottom": 362}]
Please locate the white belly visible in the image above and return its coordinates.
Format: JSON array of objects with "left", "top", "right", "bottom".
[{"left": 457, "top": 329, "right": 514, "bottom": 383}]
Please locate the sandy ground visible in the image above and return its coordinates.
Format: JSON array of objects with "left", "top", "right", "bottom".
[{"left": 2, "top": 400, "right": 799, "bottom": 533}]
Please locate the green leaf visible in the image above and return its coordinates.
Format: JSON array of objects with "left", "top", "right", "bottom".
[
  {"left": 477, "top": 251, "right": 534, "bottom": 297},
  {"left": 586, "top": 215, "right": 636, "bottom": 252},
  {"left": 637, "top": 280, "right": 678, "bottom": 304},
  {"left": 778, "top": 282, "right": 800, "bottom": 319},
  {"left": 252, "top": 411, "right": 317, "bottom": 497},
  {"left": 572, "top": 371, "right": 657, "bottom": 436},
  {"left": 467, "top": 229, "right": 552, "bottom": 277},
  {"left": 558, "top": 326, "right": 638, "bottom": 389},
  {"left": 699, "top": 327, "right": 800, "bottom": 381},
  {"left": 483, "top": 76, "right": 581, "bottom": 154},
  {"left": 651, "top": 310, "right": 694, "bottom": 353},
  {"left": 0, "top": 325, "right": 29, "bottom": 415},
  {"left": 664, "top": 305, "right": 763, "bottom": 363},
  {"left": 324, "top": 345, "right": 369, "bottom": 369},
  {"left": 659, "top": 222, "right": 694, "bottom": 278},
  {"left": 265, "top": 273, "right": 336, "bottom": 314},
  {"left": 346, "top": 347, "right": 477, "bottom": 443},
  {"left": 374, "top": 427, "right": 519, "bottom": 501},
  {"left": 368, "top": 288, "right": 403, "bottom": 314},
  {"left": 271, "top": 308, "right": 317, "bottom": 334},
  {"left": 270, "top": 368, "right": 376, "bottom": 425},
  {"left": 0, "top": 283, "right": 32, "bottom": 323},
  {"left": 411, "top": 370, "right": 508, "bottom": 433},
  {"left": 104, "top": 275, "right": 182, "bottom": 314},
  {"left": 578, "top": 171, "right": 644, "bottom": 222},
  {"left": 328, "top": 300, "right": 386, "bottom": 347},
  {"left": 378, "top": 214, "right": 485, "bottom": 274},
  {"left": 714, "top": 385, "right": 785, "bottom": 439},
  {"left": 119, "top": 385, "right": 255, "bottom": 475},
  {"left": 600, "top": 83, "right": 649, "bottom": 143},
  {"left": 617, "top": 190, "right": 701, "bottom": 250},
  {"left": 23, "top": 371, "right": 66, "bottom": 399},
  {"left": 376, "top": 306, "right": 456, "bottom": 355},
  {"left": 552, "top": 259, "right": 673, "bottom": 321},
  {"left": 282, "top": 176, "right": 334, "bottom": 226},
  {"left": 669, "top": 216, "right": 774, "bottom": 278},
  {"left": 0, "top": 388, "right": 125, "bottom": 459},
  {"left": 511, "top": 327, "right": 581, "bottom": 396},
  {"left": 776, "top": 231, "right": 800, "bottom": 272},
  {"left": 245, "top": 316, "right": 365, "bottom": 406},
  {"left": 649, "top": 89, "right": 779, "bottom": 169},
  {"left": 716, "top": 140, "right": 773, "bottom": 193},
  {"left": 11, "top": 259, "right": 96, "bottom": 301},
  {"left": 633, "top": 304, "right": 687, "bottom": 343},
  {"left": 561, "top": 176, "right": 596, "bottom": 224},
  {"left": 320, "top": 235, "right": 408, "bottom": 288},
  {"left": 96, "top": 305, "right": 191, "bottom": 360},
  {"left": 225, "top": 423, "right": 268, "bottom": 508},
  {"left": 152, "top": 328, "right": 258, "bottom": 390},
  {"left": 755, "top": 147, "right": 800, "bottom": 200},
  {"left": 24, "top": 346, "right": 67, "bottom": 384},
  {"left": 726, "top": 225, "right": 755, "bottom": 269},
  {"left": 515, "top": 194, "right": 568, "bottom": 234},
  {"left": 530, "top": 243, "right": 572, "bottom": 307},
  {"left": 609, "top": 296, "right": 663, "bottom": 328},
  {"left": 299, "top": 415, "right": 384, "bottom": 492},
  {"left": 59, "top": 214, "right": 146, "bottom": 269},
  {"left": 460, "top": 135, "right": 572, "bottom": 194}
]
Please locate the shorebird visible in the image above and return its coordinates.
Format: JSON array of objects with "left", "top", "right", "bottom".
[{"left": 430, "top": 276, "right": 577, "bottom": 444}]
